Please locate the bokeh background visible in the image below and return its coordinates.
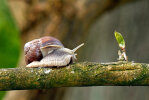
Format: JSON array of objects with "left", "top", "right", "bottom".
[{"left": 0, "top": 0, "right": 149, "bottom": 100}]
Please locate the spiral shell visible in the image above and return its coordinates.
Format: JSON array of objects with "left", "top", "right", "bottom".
[{"left": 24, "top": 36, "right": 63, "bottom": 64}]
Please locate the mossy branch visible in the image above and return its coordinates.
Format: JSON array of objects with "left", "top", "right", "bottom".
[{"left": 0, "top": 62, "right": 149, "bottom": 91}]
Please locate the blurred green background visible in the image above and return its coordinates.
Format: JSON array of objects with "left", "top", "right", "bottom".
[{"left": 0, "top": 0, "right": 20, "bottom": 99}]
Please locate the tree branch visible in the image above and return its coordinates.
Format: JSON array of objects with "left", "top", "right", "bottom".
[{"left": 0, "top": 62, "right": 149, "bottom": 91}]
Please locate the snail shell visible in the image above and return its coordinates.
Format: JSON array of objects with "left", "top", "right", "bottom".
[
  {"left": 24, "top": 36, "right": 64, "bottom": 64},
  {"left": 24, "top": 36, "right": 84, "bottom": 68}
]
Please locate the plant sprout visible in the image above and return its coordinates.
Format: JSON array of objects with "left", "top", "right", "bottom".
[{"left": 114, "top": 31, "right": 128, "bottom": 61}]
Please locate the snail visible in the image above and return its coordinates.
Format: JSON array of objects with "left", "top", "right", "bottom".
[{"left": 24, "top": 36, "right": 84, "bottom": 68}]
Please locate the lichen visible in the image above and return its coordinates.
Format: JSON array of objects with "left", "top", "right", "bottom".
[{"left": 0, "top": 62, "right": 149, "bottom": 90}]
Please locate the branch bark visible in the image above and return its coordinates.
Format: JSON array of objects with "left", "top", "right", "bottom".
[{"left": 0, "top": 61, "right": 149, "bottom": 91}]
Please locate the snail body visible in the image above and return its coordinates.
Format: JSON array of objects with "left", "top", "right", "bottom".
[{"left": 24, "top": 36, "right": 84, "bottom": 68}]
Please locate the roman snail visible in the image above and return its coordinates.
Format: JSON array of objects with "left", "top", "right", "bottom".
[{"left": 24, "top": 36, "right": 84, "bottom": 68}]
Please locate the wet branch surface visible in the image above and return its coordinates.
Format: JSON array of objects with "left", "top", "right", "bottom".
[{"left": 0, "top": 62, "right": 149, "bottom": 91}]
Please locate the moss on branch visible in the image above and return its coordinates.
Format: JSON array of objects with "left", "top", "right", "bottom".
[{"left": 0, "top": 62, "right": 149, "bottom": 91}]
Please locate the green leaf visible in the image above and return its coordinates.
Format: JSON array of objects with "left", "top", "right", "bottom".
[{"left": 114, "top": 31, "right": 125, "bottom": 49}]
